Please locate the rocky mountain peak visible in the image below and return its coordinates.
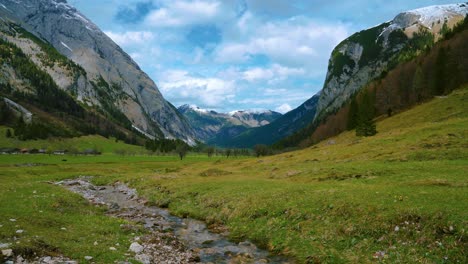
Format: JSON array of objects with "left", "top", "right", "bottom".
[
  {"left": 0, "top": 0, "right": 196, "bottom": 143},
  {"left": 314, "top": 3, "right": 468, "bottom": 123}
]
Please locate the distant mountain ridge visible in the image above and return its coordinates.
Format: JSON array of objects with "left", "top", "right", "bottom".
[
  {"left": 178, "top": 105, "right": 282, "bottom": 142},
  {"left": 0, "top": 0, "right": 196, "bottom": 144},
  {"left": 208, "top": 93, "right": 320, "bottom": 148}
]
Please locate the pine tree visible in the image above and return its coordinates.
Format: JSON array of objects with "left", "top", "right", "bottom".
[
  {"left": 445, "top": 47, "right": 461, "bottom": 93},
  {"left": 412, "top": 66, "right": 425, "bottom": 102},
  {"left": 434, "top": 47, "right": 447, "bottom": 95},
  {"left": 356, "top": 90, "right": 377, "bottom": 137},
  {"left": 6, "top": 129, "right": 12, "bottom": 138},
  {"left": 347, "top": 97, "right": 359, "bottom": 130}
]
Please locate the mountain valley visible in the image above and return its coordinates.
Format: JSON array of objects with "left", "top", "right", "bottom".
[{"left": 0, "top": 1, "right": 467, "bottom": 264}]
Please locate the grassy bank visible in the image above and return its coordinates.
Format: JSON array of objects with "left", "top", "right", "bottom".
[{"left": 0, "top": 88, "right": 467, "bottom": 263}]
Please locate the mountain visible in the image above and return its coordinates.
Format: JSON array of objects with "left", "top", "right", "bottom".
[
  {"left": 208, "top": 93, "right": 320, "bottom": 148},
  {"left": 0, "top": 0, "right": 196, "bottom": 144},
  {"left": 229, "top": 110, "right": 282, "bottom": 127},
  {"left": 314, "top": 3, "right": 468, "bottom": 122},
  {"left": 178, "top": 105, "right": 282, "bottom": 142},
  {"left": 276, "top": 3, "right": 468, "bottom": 149}
]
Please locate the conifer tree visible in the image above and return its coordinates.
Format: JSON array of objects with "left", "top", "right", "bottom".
[
  {"left": 412, "top": 66, "right": 425, "bottom": 102},
  {"left": 6, "top": 129, "right": 12, "bottom": 138},
  {"left": 356, "top": 90, "right": 377, "bottom": 137},
  {"left": 434, "top": 47, "right": 447, "bottom": 95},
  {"left": 347, "top": 97, "right": 359, "bottom": 130}
]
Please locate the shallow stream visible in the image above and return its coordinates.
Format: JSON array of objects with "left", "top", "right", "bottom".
[{"left": 59, "top": 178, "right": 292, "bottom": 264}]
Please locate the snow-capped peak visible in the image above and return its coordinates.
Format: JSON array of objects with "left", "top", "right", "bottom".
[
  {"left": 406, "top": 3, "right": 468, "bottom": 26},
  {"left": 394, "top": 3, "right": 468, "bottom": 29},
  {"left": 378, "top": 3, "right": 468, "bottom": 43},
  {"left": 179, "top": 104, "right": 212, "bottom": 114},
  {"left": 229, "top": 109, "right": 273, "bottom": 116}
]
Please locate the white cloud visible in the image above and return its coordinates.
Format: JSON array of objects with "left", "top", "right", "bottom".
[
  {"left": 216, "top": 15, "right": 350, "bottom": 73},
  {"left": 129, "top": 52, "right": 142, "bottom": 60},
  {"left": 243, "top": 64, "right": 305, "bottom": 83},
  {"left": 158, "top": 70, "right": 236, "bottom": 108},
  {"left": 276, "top": 103, "right": 293, "bottom": 114},
  {"left": 145, "top": 0, "right": 227, "bottom": 27},
  {"left": 104, "top": 31, "right": 154, "bottom": 46}
]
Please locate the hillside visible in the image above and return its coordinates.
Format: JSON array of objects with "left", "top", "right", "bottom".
[
  {"left": 179, "top": 105, "right": 282, "bottom": 142},
  {"left": 209, "top": 94, "right": 320, "bottom": 148},
  {"left": 1, "top": 86, "right": 465, "bottom": 263},
  {"left": 123, "top": 86, "right": 468, "bottom": 263},
  {"left": 314, "top": 3, "right": 468, "bottom": 122},
  {"left": 0, "top": 0, "right": 196, "bottom": 143},
  {"left": 0, "top": 21, "right": 147, "bottom": 144},
  {"left": 277, "top": 5, "right": 468, "bottom": 149}
]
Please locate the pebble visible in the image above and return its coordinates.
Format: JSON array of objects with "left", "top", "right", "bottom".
[
  {"left": 61, "top": 227, "right": 67, "bottom": 230},
  {"left": 135, "top": 253, "right": 151, "bottom": 264},
  {"left": 16, "top": 229, "right": 24, "bottom": 234},
  {"left": 9, "top": 219, "right": 16, "bottom": 222},
  {"left": 2, "top": 249, "right": 13, "bottom": 257},
  {"left": 109, "top": 247, "right": 117, "bottom": 251},
  {"left": 129, "top": 242, "right": 144, "bottom": 254},
  {"left": 394, "top": 226, "right": 400, "bottom": 232},
  {"left": 84, "top": 256, "right": 93, "bottom": 260},
  {"left": 0, "top": 243, "right": 10, "bottom": 249},
  {"left": 93, "top": 241, "right": 98, "bottom": 246}
]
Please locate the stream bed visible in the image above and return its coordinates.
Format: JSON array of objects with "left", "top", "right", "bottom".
[{"left": 57, "top": 178, "right": 292, "bottom": 264}]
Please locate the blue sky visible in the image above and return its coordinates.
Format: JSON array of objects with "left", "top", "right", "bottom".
[{"left": 69, "top": 0, "right": 459, "bottom": 113}]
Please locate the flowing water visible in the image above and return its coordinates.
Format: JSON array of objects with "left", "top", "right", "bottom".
[{"left": 59, "top": 178, "right": 292, "bottom": 264}]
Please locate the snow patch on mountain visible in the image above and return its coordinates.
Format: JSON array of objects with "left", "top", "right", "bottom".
[
  {"left": 392, "top": 3, "right": 468, "bottom": 30},
  {"left": 60, "top": 41, "right": 72, "bottom": 52},
  {"left": 229, "top": 109, "right": 273, "bottom": 116},
  {"left": 406, "top": 3, "right": 468, "bottom": 27},
  {"left": 0, "top": 4, "right": 11, "bottom": 12}
]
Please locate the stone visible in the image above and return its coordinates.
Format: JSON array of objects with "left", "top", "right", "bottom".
[
  {"left": 109, "top": 247, "right": 117, "bottom": 251},
  {"left": 135, "top": 253, "right": 151, "bottom": 264},
  {"left": 2, "top": 249, "right": 13, "bottom": 257},
  {"left": 16, "top": 230, "right": 24, "bottom": 234},
  {"left": 129, "top": 242, "right": 144, "bottom": 254},
  {"left": 84, "top": 256, "right": 93, "bottom": 260},
  {"left": 109, "top": 203, "right": 120, "bottom": 210},
  {"left": 0, "top": 243, "right": 10, "bottom": 249}
]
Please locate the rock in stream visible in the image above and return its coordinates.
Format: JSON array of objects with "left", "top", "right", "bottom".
[{"left": 56, "top": 177, "right": 292, "bottom": 264}]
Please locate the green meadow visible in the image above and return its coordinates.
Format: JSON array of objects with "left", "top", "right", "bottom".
[{"left": 1, "top": 88, "right": 467, "bottom": 263}]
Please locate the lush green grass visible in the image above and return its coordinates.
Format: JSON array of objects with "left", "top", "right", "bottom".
[
  {"left": 1, "top": 88, "right": 467, "bottom": 263},
  {"left": 0, "top": 131, "right": 145, "bottom": 154}
]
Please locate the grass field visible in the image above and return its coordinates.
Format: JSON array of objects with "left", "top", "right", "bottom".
[
  {"left": 1, "top": 88, "right": 467, "bottom": 263},
  {"left": 0, "top": 131, "right": 146, "bottom": 154}
]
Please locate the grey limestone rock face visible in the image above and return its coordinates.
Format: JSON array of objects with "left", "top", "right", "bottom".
[
  {"left": 0, "top": 0, "right": 196, "bottom": 143},
  {"left": 314, "top": 3, "right": 468, "bottom": 123}
]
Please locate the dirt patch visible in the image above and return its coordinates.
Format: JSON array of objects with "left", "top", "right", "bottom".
[{"left": 199, "top": 168, "right": 232, "bottom": 177}]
